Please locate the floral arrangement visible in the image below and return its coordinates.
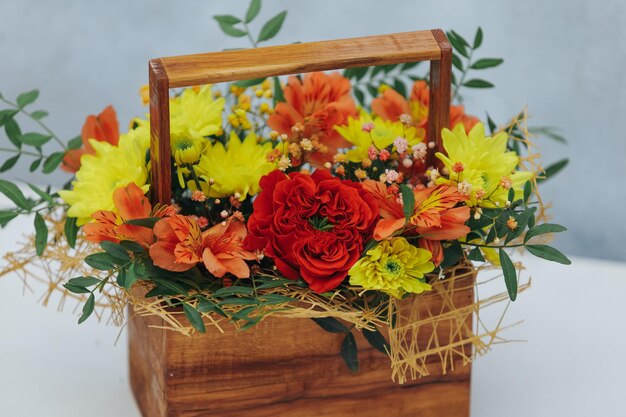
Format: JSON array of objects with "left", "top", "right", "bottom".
[{"left": 0, "top": 1, "right": 570, "bottom": 376}]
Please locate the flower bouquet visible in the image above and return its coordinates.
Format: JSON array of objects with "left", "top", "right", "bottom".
[{"left": 0, "top": 2, "right": 570, "bottom": 416}]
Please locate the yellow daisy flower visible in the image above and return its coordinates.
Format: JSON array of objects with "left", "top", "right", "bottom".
[
  {"left": 349, "top": 237, "right": 434, "bottom": 298},
  {"left": 435, "top": 123, "right": 534, "bottom": 207},
  {"left": 169, "top": 85, "right": 225, "bottom": 139},
  {"left": 192, "top": 132, "right": 276, "bottom": 200},
  {"left": 335, "top": 111, "right": 425, "bottom": 163},
  {"left": 58, "top": 131, "right": 150, "bottom": 226}
]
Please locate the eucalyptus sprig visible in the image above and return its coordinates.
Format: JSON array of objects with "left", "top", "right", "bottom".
[
  {"left": 447, "top": 28, "right": 504, "bottom": 102},
  {"left": 213, "top": 0, "right": 287, "bottom": 48}
]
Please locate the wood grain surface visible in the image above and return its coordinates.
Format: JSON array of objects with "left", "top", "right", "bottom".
[
  {"left": 148, "top": 29, "right": 452, "bottom": 205},
  {"left": 128, "top": 272, "right": 473, "bottom": 417}
]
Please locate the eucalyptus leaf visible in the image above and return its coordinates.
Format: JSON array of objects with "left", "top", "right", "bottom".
[
  {"left": 312, "top": 317, "right": 349, "bottom": 333},
  {"left": 0, "top": 179, "right": 31, "bottom": 210},
  {"left": 17, "top": 89, "right": 39, "bottom": 108},
  {"left": 0, "top": 154, "right": 20, "bottom": 172},
  {"left": 78, "top": 293, "right": 95, "bottom": 324},
  {"left": 64, "top": 216, "right": 78, "bottom": 248},
  {"left": 499, "top": 249, "right": 517, "bottom": 301},
  {"left": 341, "top": 332, "right": 359, "bottom": 373},
  {"left": 257, "top": 11, "right": 287, "bottom": 43},
  {"left": 526, "top": 244, "right": 571, "bottom": 265},
  {"left": 42, "top": 152, "right": 65, "bottom": 173},
  {"left": 245, "top": 0, "right": 261, "bottom": 23}
]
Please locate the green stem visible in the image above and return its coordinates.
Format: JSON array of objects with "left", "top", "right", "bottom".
[
  {"left": 461, "top": 242, "right": 524, "bottom": 249},
  {"left": 242, "top": 22, "right": 257, "bottom": 48},
  {"left": 0, "top": 97, "right": 67, "bottom": 150},
  {"left": 0, "top": 147, "right": 42, "bottom": 158},
  {"left": 452, "top": 48, "right": 474, "bottom": 102}
]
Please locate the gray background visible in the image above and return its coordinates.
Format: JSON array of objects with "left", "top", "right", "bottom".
[{"left": 0, "top": 0, "right": 624, "bottom": 261}]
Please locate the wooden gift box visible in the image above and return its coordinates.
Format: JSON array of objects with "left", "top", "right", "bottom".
[{"left": 130, "top": 29, "right": 475, "bottom": 417}]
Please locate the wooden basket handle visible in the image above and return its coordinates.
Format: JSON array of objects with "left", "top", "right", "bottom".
[{"left": 148, "top": 29, "right": 451, "bottom": 204}]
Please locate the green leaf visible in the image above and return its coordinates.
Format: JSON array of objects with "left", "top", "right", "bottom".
[
  {"left": 29, "top": 158, "right": 42, "bottom": 172},
  {"left": 353, "top": 87, "right": 365, "bottom": 106},
  {"left": 526, "top": 244, "right": 571, "bottom": 265},
  {"left": 257, "top": 11, "right": 287, "bottom": 43},
  {"left": 0, "top": 179, "right": 31, "bottom": 210},
  {"left": 183, "top": 304, "right": 204, "bottom": 334},
  {"left": 470, "top": 58, "right": 503, "bottom": 69},
  {"left": 312, "top": 317, "right": 349, "bottom": 333},
  {"left": 538, "top": 158, "right": 569, "bottom": 183},
  {"left": 119, "top": 240, "right": 146, "bottom": 253},
  {"left": 20, "top": 132, "right": 52, "bottom": 147},
  {"left": 259, "top": 294, "right": 295, "bottom": 305},
  {"left": 273, "top": 76, "right": 285, "bottom": 104},
  {"left": 17, "top": 90, "right": 39, "bottom": 108},
  {"left": 30, "top": 110, "right": 48, "bottom": 120},
  {"left": 528, "top": 127, "right": 567, "bottom": 144},
  {"left": 341, "top": 332, "right": 359, "bottom": 373},
  {"left": 447, "top": 31, "right": 469, "bottom": 58},
  {"left": 400, "top": 184, "right": 415, "bottom": 222},
  {"left": 523, "top": 181, "right": 532, "bottom": 202},
  {"left": 400, "top": 62, "right": 420, "bottom": 71},
  {"left": 467, "top": 247, "right": 485, "bottom": 262},
  {"left": 123, "top": 217, "right": 161, "bottom": 228},
  {"left": 63, "top": 283, "right": 92, "bottom": 294},
  {"left": 524, "top": 223, "right": 567, "bottom": 243},
  {"left": 363, "top": 327, "right": 390, "bottom": 354},
  {"left": 42, "top": 151, "right": 65, "bottom": 173},
  {"left": 463, "top": 79, "right": 494, "bottom": 88},
  {"left": 34, "top": 213, "right": 48, "bottom": 256},
  {"left": 499, "top": 249, "right": 518, "bottom": 301},
  {"left": 123, "top": 265, "right": 138, "bottom": 290},
  {"left": 393, "top": 78, "right": 407, "bottom": 97},
  {"left": 452, "top": 53, "right": 464, "bottom": 71},
  {"left": 213, "top": 15, "right": 246, "bottom": 37},
  {"left": 245, "top": 0, "right": 261, "bottom": 23},
  {"left": 0, "top": 109, "right": 18, "bottom": 128},
  {"left": 0, "top": 154, "right": 20, "bottom": 172},
  {"left": 78, "top": 293, "right": 95, "bottom": 324},
  {"left": 84, "top": 252, "right": 118, "bottom": 270},
  {"left": 440, "top": 241, "right": 464, "bottom": 268},
  {"left": 486, "top": 113, "right": 497, "bottom": 134},
  {"left": 233, "top": 77, "right": 266, "bottom": 88},
  {"left": 218, "top": 297, "right": 259, "bottom": 306},
  {"left": 100, "top": 240, "right": 130, "bottom": 261},
  {"left": 0, "top": 210, "right": 19, "bottom": 227},
  {"left": 4, "top": 118, "right": 22, "bottom": 149},
  {"left": 28, "top": 183, "right": 54, "bottom": 204},
  {"left": 67, "top": 276, "right": 101, "bottom": 288},
  {"left": 213, "top": 286, "right": 255, "bottom": 298},
  {"left": 366, "top": 84, "right": 378, "bottom": 98},
  {"left": 62, "top": 216, "right": 78, "bottom": 248},
  {"left": 67, "top": 135, "right": 83, "bottom": 150},
  {"left": 450, "top": 30, "right": 470, "bottom": 47},
  {"left": 473, "top": 27, "right": 483, "bottom": 49}
]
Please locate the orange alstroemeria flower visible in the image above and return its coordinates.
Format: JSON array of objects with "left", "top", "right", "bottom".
[
  {"left": 372, "top": 80, "right": 479, "bottom": 136},
  {"left": 201, "top": 215, "right": 256, "bottom": 279},
  {"left": 83, "top": 183, "right": 175, "bottom": 247},
  {"left": 267, "top": 72, "right": 357, "bottom": 166},
  {"left": 62, "top": 105, "right": 120, "bottom": 173},
  {"left": 150, "top": 214, "right": 256, "bottom": 278},
  {"left": 150, "top": 214, "right": 203, "bottom": 272},
  {"left": 362, "top": 180, "right": 471, "bottom": 265}
]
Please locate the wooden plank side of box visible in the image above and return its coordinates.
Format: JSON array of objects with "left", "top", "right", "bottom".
[{"left": 129, "top": 274, "right": 473, "bottom": 417}]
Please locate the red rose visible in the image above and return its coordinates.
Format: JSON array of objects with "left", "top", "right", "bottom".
[{"left": 245, "top": 170, "right": 379, "bottom": 293}]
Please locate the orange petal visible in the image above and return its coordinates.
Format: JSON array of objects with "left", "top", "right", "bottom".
[
  {"left": 149, "top": 241, "right": 195, "bottom": 272},
  {"left": 202, "top": 248, "right": 228, "bottom": 278},
  {"left": 112, "top": 183, "right": 151, "bottom": 220},
  {"left": 373, "top": 218, "right": 406, "bottom": 241}
]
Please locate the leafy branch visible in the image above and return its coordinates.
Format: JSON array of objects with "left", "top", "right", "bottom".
[
  {"left": 447, "top": 28, "right": 504, "bottom": 102},
  {"left": 213, "top": 0, "right": 287, "bottom": 48}
]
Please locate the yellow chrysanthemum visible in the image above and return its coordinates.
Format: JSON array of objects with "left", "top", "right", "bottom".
[
  {"left": 191, "top": 132, "right": 275, "bottom": 200},
  {"left": 335, "top": 111, "right": 425, "bottom": 163},
  {"left": 58, "top": 132, "right": 150, "bottom": 226},
  {"left": 169, "top": 85, "right": 225, "bottom": 139},
  {"left": 435, "top": 123, "right": 534, "bottom": 207},
  {"left": 349, "top": 237, "right": 434, "bottom": 298}
]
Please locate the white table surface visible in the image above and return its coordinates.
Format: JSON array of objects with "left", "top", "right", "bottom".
[{"left": 1, "top": 207, "right": 625, "bottom": 416}]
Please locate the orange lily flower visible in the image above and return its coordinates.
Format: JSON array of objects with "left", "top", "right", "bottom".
[
  {"left": 267, "top": 72, "right": 357, "bottom": 166},
  {"left": 201, "top": 215, "right": 256, "bottom": 279},
  {"left": 372, "top": 80, "right": 479, "bottom": 136},
  {"left": 83, "top": 183, "right": 175, "bottom": 247},
  {"left": 62, "top": 105, "right": 120, "bottom": 173},
  {"left": 362, "top": 180, "right": 471, "bottom": 265}
]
